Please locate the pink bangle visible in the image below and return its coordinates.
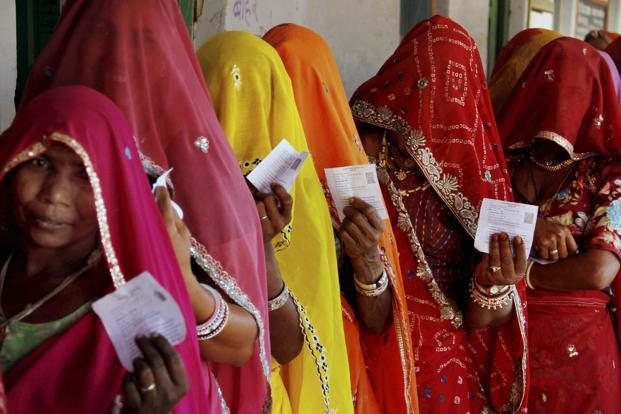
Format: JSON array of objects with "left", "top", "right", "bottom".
[{"left": 196, "top": 284, "right": 230, "bottom": 341}]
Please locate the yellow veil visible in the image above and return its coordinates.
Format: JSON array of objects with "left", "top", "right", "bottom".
[{"left": 198, "top": 31, "right": 353, "bottom": 414}]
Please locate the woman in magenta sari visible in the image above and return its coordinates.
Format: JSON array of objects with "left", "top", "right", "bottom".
[
  {"left": 350, "top": 16, "right": 529, "bottom": 413},
  {"left": 0, "top": 86, "right": 216, "bottom": 413},
  {"left": 497, "top": 37, "right": 621, "bottom": 413},
  {"left": 19, "top": 1, "right": 271, "bottom": 411}
]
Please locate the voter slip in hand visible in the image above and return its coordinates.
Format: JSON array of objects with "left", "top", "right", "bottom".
[
  {"left": 151, "top": 168, "right": 184, "bottom": 220},
  {"left": 324, "top": 164, "right": 389, "bottom": 222},
  {"left": 92, "top": 272, "right": 187, "bottom": 371},
  {"left": 246, "top": 139, "right": 309, "bottom": 194},
  {"left": 474, "top": 198, "right": 538, "bottom": 255}
]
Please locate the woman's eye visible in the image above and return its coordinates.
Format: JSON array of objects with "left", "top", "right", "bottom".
[{"left": 31, "top": 157, "right": 49, "bottom": 168}]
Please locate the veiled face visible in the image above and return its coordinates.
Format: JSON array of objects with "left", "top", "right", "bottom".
[
  {"left": 531, "top": 138, "right": 571, "bottom": 163},
  {"left": 9, "top": 143, "right": 98, "bottom": 250}
]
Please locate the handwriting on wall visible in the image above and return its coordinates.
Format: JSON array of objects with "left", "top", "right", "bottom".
[{"left": 233, "top": 0, "right": 258, "bottom": 26}]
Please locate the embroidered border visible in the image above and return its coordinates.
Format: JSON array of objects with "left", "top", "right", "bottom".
[
  {"left": 290, "top": 292, "right": 333, "bottom": 413},
  {"left": 507, "top": 130, "right": 597, "bottom": 161},
  {"left": 379, "top": 251, "right": 416, "bottom": 413},
  {"left": 384, "top": 172, "right": 464, "bottom": 328},
  {"left": 352, "top": 100, "right": 479, "bottom": 238}
]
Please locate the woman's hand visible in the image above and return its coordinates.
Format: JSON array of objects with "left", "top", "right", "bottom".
[
  {"left": 123, "top": 334, "right": 189, "bottom": 414},
  {"left": 338, "top": 198, "right": 385, "bottom": 283},
  {"left": 533, "top": 216, "right": 578, "bottom": 260},
  {"left": 253, "top": 184, "right": 293, "bottom": 244},
  {"left": 156, "top": 188, "right": 196, "bottom": 290},
  {"left": 475, "top": 233, "right": 527, "bottom": 287}
]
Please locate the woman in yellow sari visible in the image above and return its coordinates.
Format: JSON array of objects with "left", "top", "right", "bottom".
[
  {"left": 264, "top": 24, "right": 418, "bottom": 414},
  {"left": 198, "top": 32, "right": 353, "bottom": 414},
  {"left": 489, "top": 28, "right": 562, "bottom": 115}
]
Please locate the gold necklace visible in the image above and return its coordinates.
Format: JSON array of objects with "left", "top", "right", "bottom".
[{"left": 529, "top": 153, "right": 575, "bottom": 172}]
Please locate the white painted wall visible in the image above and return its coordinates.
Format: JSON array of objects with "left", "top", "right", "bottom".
[
  {"left": 0, "top": 0, "right": 17, "bottom": 132},
  {"left": 195, "top": 0, "right": 400, "bottom": 97},
  {"left": 508, "top": 0, "right": 529, "bottom": 39}
]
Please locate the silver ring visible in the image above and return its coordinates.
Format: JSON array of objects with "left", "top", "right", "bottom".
[
  {"left": 550, "top": 249, "right": 559, "bottom": 255},
  {"left": 140, "top": 383, "right": 156, "bottom": 393},
  {"left": 260, "top": 215, "right": 269, "bottom": 221},
  {"left": 489, "top": 266, "right": 502, "bottom": 273}
]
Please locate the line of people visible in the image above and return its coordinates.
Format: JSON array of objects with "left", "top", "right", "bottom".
[{"left": 0, "top": 1, "right": 619, "bottom": 413}]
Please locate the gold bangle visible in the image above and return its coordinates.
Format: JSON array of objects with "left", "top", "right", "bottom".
[
  {"left": 469, "top": 278, "right": 513, "bottom": 310},
  {"left": 525, "top": 259, "right": 536, "bottom": 290}
]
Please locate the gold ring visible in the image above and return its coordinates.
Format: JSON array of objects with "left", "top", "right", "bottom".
[
  {"left": 489, "top": 266, "right": 502, "bottom": 273},
  {"left": 140, "top": 383, "right": 156, "bottom": 393},
  {"left": 260, "top": 215, "right": 269, "bottom": 221}
]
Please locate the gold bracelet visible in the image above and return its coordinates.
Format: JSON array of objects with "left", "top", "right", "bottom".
[
  {"left": 354, "top": 269, "right": 389, "bottom": 297},
  {"left": 525, "top": 259, "right": 536, "bottom": 290},
  {"left": 469, "top": 278, "right": 513, "bottom": 310}
]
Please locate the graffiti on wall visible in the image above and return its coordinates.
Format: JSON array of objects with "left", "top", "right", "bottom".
[{"left": 233, "top": 0, "right": 258, "bottom": 25}]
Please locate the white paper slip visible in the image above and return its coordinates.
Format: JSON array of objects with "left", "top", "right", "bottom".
[
  {"left": 246, "top": 139, "right": 308, "bottom": 194},
  {"left": 324, "top": 164, "right": 389, "bottom": 222},
  {"left": 93, "top": 272, "right": 187, "bottom": 371},
  {"left": 474, "top": 198, "right": 538, "bottom": 255},
  {"left": 151, "top": 168, "right": 184, "bottom": 220}
]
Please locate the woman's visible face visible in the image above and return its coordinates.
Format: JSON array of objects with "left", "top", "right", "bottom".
[{"left": 10, "top": 143, "right": 98, "bottom": 250}]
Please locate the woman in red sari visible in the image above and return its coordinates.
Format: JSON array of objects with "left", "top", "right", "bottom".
[
  {"left": 18, "top": 1, "right": 272, "bottom": 411},
  {"left": 0, "top": 86, "right": 215, "bottom": 413},
  {"left": 497, "top": 37, "right": 621, "bottom": 413},
  {"left": 350, "top": 16, "right": 529, "bottom": 413}
]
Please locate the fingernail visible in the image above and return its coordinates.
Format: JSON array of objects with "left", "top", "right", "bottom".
[
  {"left": 500, "top": 233, "right": 508, "bottom": 241},
  {"left": 515, "top": 236, "right": 523, "bottom": 245}
]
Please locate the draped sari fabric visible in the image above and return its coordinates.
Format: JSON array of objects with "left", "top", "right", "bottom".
[
  {"left": 598, "top": 50, "right": 621, "bottom": 100},
  {"left": 18, "top": 2, "right": 271, "bottom": 411},
  {"left": 606, "top": 35, "right": 621, "bottom": 56},
  {"left": 0, "top": 86, "right": 216, "bottom": 413},
  {"left": 198, "top": 32, "right": 353, "bottom": 414},
  {"left": 351, "top": 16, "right": 528, "bottom": 414},
  {"left": 489, "top": 28, "right": 562, "bottom": 116},
  {"left": 497, "top": 37, "right": 621, "bottom": 413},
  {"left": 263, "top": 23, "right": 418, "bottom": 414}
]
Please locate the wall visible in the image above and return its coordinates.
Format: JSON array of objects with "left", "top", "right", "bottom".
[
  {"left": 0, "top": 0, "right": 17, "bottom": 132},
  {"left": 433, "top": 0, "right": 491, "bottom": 69},
  {"left": 195, "top": 0, "right": 401, "bottom": 97}
]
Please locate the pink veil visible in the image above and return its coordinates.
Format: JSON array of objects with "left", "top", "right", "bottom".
[{"left": 0, "top": 86, "right": 217, "bottom": 413}]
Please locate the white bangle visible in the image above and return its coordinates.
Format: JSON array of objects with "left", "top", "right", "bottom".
[
  {"left": 196, "top": 284, "right": 230, "bottom": 341},
  {"left": 268, "top": 284, "right": 290, "bottom": 312},
  {"left": 354, "top": 269, "right": 389, "bottom": 297},
  {"left": 525, "top": 259, "right": 536, "bottom": 290}
]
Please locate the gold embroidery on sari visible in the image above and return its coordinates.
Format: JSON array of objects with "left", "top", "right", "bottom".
[{"left": 351, "top": 100, "right": 479, "bottom": 237}]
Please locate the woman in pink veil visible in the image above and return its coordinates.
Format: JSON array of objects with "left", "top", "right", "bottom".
[
  {"left": 19, "top": 1, "right": 271, "bottom": 411},
  {"left": 0, "top": 85, "right": 217, "bottom": 413}
]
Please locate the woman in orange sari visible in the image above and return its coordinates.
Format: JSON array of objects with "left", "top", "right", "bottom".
[
  {"left": 263, "top": 24, "right": 418, "bottom": 414},
  {"left": 351, "top": 16, "right": 529, "bottom": 413},
  {"left": 490, "top": 28, "right": 561, "bottom": 115}
]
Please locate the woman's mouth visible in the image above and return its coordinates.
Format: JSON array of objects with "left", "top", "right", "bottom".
[{"left": 33, "top": 216, "right": 69, "bottom": 230}]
